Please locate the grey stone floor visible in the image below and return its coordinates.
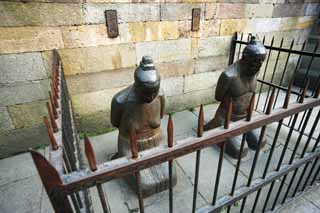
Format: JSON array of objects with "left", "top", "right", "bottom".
[{"left": 1, "top": 97, "right": 320, "bottom": 212}]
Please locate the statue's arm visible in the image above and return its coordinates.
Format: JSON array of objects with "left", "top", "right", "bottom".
[
  {"left": 215, "top": 72, "right": 230, "bottom": 102},
  {"left": 110, "top": 97, "right": 122, "bottom": 128}
]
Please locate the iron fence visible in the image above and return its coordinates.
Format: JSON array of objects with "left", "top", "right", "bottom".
[{"left": 31, "top": 35, "right": 320, "bottom": 213}]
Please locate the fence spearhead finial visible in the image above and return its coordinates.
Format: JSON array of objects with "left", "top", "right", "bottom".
[
  {"left": 266, "top": 87, "right": 276, "bottom": 115},
  {"left": 197, "top": 105, "right": 204, "bottom": 137},
  {"left": 130, "top": 127, "right": 138, "bottom": 159},
  {"left": 84, "top": 133, "right": 97, "bottom": 172},
  {"left": 224, "top": 97, "right": 233, "bottom": 129},
  {"left": 46, "top": 102, "right": 58, "bottom": 132},
  {"left": 283, "top": 76, "right": 294, "bottom": 109},
  {"left": 299, "top": 78, "right": 310, "bottom": 104},
  {"left": 44, "top": 116, "right": 58, "bottom": 150},
  {"left": 167, "top": 114, "right": 174, "bottom": 148},
  {"left": 314, "top": 82, "right": 320, "bottom": 99},
  {"left": 246, "top": 93, "right": 255, "bottom": 121}
]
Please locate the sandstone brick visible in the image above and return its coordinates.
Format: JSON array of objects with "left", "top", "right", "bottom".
[
  {"left": 156, "top": 59, "right": 194, "bottom": 79},
  {"left": 127, "top": 21, "right": 180, "bottom": 43},
  {"left": 184, "top": 71, "right": 221, "bottom": 92},
  {"left": 8, "top": 101, "right": 48, "bottom": 128},
  {"left": 215, "top": 3, "right": 245, "bottom": 19},
  {"left": 66, "top": 68, "right": 134, "bottom": 95},
  {"left": 61, "top": 24, "right": 126, "bottom": 49},
  {"left": 76, "top": 111, "right": 112, "bottom": 132},
  {"left": 84, "top": 3, "right": 160, "bottom": 24},
  {"left": 205, "top": 3, "right": 217, "bottom": 19},
  {"left": 41, "top": 51, "right": 55, "bottom": 77},
  {"left": 216, "top": 3, "right": 273, "bottom": 19},
  {"left": 198, "top": 36, "right": 232, "bottom": 58},
  {"left": 247, "top": 18, "right": 282, "bottom": 33},
  {"left": 160, "top": 3, "right": 205, "bottom": 21},
  {"left": 0, "top": 2, "right": 84, "bottom": 27},
  {"left": 136, "top": 39, "right": 192, "bottom": 64},
  {"left": 0, "top": 27, "right": 64, "bottom": 54},
  {"left": 272, "top": 3, "right": 304, "bottom": 17},
  {"left": 161, "top": 77, "right": 184, "bottom": 97},
  {"left": 58, "top": 43, "right": 136, "bottom": 76},
  {"left": 166, "top": 87, "right": 215, "bottom": 113},
  {"left": 0, "top": 52, "right": 47, "bottom": 84},
  {"left": 0, "top": 107, "right": 14, "bottom": 132},
  {"left": 245, "top": 4, "right": 274, "bottom": 18},
  {"left": 280, "top": 16, "right": 316, "bottom": 31},
  {"left": 194, "top": 55, "right": 229, "bottom": 73},
  {"left": 0, "top": 80, "right": 49, "bottom": 106},
  {"left": 0, "top": 125, "right": 49, "bottom": 159},
  {"left": 199, "top": 19, "right": 220, "bottom": 37},
  {"left": 220, "top": 18, "right": 248, "bottom": 35},
  {"left": 71, "top": 87, "right": 125, "bottom": 116}
]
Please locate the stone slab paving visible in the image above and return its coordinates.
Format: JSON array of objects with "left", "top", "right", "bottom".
[
  {"left": 1, "top": 96, "right": 320, "bottom": 213},
  {"left": 0, "top": 147, "right": 54, "bottom": 213}
]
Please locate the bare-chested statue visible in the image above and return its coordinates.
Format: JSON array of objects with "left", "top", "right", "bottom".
[
  {"left": 111, "top": 56, "right": 176, "bottom": 197},
  {"left": 204, "top": 36, "right": 267, "bottom": 158}
]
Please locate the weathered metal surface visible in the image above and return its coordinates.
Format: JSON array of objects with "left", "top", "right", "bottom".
[
  {"left": 31, "top": 150, "right": 73, "bottom": 213},
  {"left": 197, "top": 150, "right": 320, "bottom": 213},
  {"left": 61, "top": 97, "right": 320, "bottom": 194},
  {"left": 191, "top": 8, "right": 201, "bottom": 31},
  {"left": 105, "top": 10, "right": 119, "bottom": 38}
]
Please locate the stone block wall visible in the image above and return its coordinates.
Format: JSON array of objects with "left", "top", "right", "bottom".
[{"left": 0, "top": 0, "right": 319, "bottom": 157}]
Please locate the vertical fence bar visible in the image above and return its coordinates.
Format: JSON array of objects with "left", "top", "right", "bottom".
[
  {"left": 256, "top": 37, "right": 275, "bottom": 110},
  {"left": 271, "top": 79, "right": 310, "bottom": 210},
  {"left": 292, "top": 111, "right": 320, "bottom": 196},
  {"left": 293, "top": 41, "right": 319, "bottom": 130},
  {"left": 237, "top": 33, "right": 244, "bottom": 60},
  {"left": 30, "top": 150, "right": 73, "bottom": 213},
  {"left": 301, "top": 85, "right": 320, "bottom": 190},
  {"left": 286, "top": 41, "right": 306, "bottom": 127},
  {"left": 167, "top": 114, "right": 174, "bottom": 213},
  {"left": 272, "top": 39, "right": 294, "bottom": 109},
  {"left": 84, "top": 134, "right": 111, "bottom": 213},
  {"left": 129, "top": 128, "right": 144, "bottom": 213},
  {"left": 227, "top": 93, "right": 255, "bottom": 213},
  {"left": 192, "top": 105, "right": 204, "bottom": 213},
  {"left": 241, "top": 88, "right": 275, "bottom": 212},
  {"left": 262, "top": 38, "right": 284, "bottom": 112},
  {"left": 212, "top": 97, "right": 232, "bottom": 205}
]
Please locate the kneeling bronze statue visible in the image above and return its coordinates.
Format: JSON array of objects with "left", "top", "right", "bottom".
[
  {"left": 204, "top": 36, "right": 267, "bottom": 158},
  {"left": 111, "top": 56, "right": 177, "bottom": 197}
]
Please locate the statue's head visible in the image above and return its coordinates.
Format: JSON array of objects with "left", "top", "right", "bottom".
[
  {"left": 241, "top": 36, "right": 267, "bottom": 77},
  {"left": 134, "top": 56, "right": 160, "bottom": 103}
]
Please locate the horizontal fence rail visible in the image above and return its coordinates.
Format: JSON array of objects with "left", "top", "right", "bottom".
[
  {"left": 61, "top": 97, "right": 320, "bottom": 193},
  {"left": 31, "top": 35, "right": 320, "bottom": 213}
]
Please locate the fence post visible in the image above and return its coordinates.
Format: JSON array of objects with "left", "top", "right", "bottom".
[{"left": 30, "top": 150, "right": 73, "bottom": 213}]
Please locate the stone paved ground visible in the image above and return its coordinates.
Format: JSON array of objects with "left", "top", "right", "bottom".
[{"left": 1, "top": 98, "right": 320, "bottom": 213}]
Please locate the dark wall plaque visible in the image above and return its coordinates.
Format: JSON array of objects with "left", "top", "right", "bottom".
[
  {"left": 192, "top": 8, "right": 201, "bottom": 31},
  {"left": 105, "top": 10, "right": 119, "bottom": 38}
]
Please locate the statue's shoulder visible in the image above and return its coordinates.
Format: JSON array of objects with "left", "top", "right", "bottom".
[
  {"left": 112, "top": 86, "right": 131, "bottom": 105},
  {"left": 223, "top": 62, "right": 240, "bottom": 79}
]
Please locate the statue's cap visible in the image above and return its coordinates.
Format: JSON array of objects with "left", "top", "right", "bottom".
[
  {"left": 134, "top": 56, "right": 160, "bottom": 88},
  {"left": 243, "top": 35, "right": 266, "bottom": 57}
]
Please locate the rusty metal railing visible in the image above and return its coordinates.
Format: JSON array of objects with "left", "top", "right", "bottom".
[{"left": 31, "top": 38, "right": 320, "bottom": 213}]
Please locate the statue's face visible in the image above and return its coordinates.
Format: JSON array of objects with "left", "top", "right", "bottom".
[
  {"left": 135, "top": 83, "right": 160, "bottom": 103},
  {"left": 242, "top": 54, "right": 266, "bottom": 76}
]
